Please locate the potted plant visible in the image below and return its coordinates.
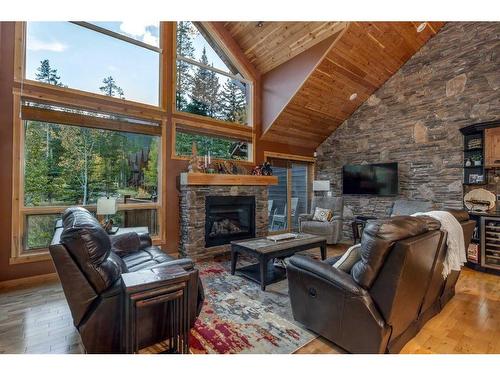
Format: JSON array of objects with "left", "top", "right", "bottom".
[{"left": 472, "top": 154, "right": 482, "bottom": 166}]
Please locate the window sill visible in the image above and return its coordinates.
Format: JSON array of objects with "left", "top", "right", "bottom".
[{"left": 10, "top": 251, "right": 52, "bottom": 265}]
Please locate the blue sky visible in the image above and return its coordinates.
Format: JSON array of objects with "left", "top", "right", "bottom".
[{"left": 26, "top": 22, "right": 231, "bottom": 106}]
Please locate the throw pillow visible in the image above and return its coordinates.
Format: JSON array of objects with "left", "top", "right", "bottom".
[
  {"left": 312, "top": 207, "right": 333, "bottom": 222},
  {"left": 333, "top": 244, "right": 362, "bottom": 273}
]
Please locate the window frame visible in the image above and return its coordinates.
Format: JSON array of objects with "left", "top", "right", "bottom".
[
  {"left": 11, "top": 92, "right": 165, "bottom": 263},
  {"left": 11, "top": 21, "right": 168, "bottom": 263},
  {"left": 264, "top": 152, "right": 316, "bottom": 234},
  {"left": 172, "top": 22, "right": 254, "bottom": 128},
  {"left": 19, "top": 21, "right": 163, "bottom": 108},
  {"left": 171, "top": 118, "right": 254, "bottom": 165}
]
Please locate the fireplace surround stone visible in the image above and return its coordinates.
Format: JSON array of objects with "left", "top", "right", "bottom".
[{"left": 179, "top": 185, "right": 269, "bottom": 260}]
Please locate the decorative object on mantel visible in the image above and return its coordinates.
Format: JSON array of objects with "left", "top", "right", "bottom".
[
  {"left": 188, "top": 142, "right": 203, "bottom": 173},
  {"left": 464, "top": 188, "right": 496, "bottom": 212},
  {"left": 261, "top": 162, "right": 273, "bottom": 176},
  {"left": 213, "top": 160, "right": 239, "bottom": 174},
  {"left": 251, "top": 162, "right": 273, "bottom": 176}
]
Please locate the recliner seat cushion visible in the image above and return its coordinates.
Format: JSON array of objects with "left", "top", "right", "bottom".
[
  {"left": 60, "top": 207, "right": 122, "bottom": 293},
  {"left": 351, "top": 216, "right": 440, "bottom": 289}
]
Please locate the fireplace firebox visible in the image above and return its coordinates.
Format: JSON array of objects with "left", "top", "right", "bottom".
[{"left": 205, "top": 196, "right": 256, "bottom": 247}]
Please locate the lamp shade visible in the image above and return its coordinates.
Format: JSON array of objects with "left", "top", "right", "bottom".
[
  {"left": 313, "top": 180, "right": 330, "bottom": 192},
  {"left": 96, "top": 197, "right": 117, "bottom": 215}
]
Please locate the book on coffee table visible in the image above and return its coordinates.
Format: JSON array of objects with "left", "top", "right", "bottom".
[{"left": 266, "top": 233, "right": 298, "bottom": 242}]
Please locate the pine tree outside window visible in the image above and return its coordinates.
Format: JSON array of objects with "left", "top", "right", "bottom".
[{"left": 175, "top": 22, "right": 252, "bottom": 126}]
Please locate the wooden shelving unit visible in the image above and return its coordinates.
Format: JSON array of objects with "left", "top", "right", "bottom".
[{"left": 180, "top": 172, "right": 278, "bottom": 186}]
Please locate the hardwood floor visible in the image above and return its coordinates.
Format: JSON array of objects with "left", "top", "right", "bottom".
[{"left": 0, "top": 246, "right": 498, "bottom": 354}]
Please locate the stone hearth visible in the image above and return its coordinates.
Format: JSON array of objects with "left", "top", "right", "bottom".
[{"left": 179, "top": 185, "right": 269, "bottom": 260}]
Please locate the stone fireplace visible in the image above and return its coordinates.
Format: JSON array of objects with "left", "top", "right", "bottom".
[{"left": 178, "top": 173, "right": 275, "bottom": 260}]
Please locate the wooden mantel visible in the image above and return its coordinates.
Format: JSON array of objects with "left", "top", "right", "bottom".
[{"left": 180, "top": 173, "right": 278, "bottom": 186}]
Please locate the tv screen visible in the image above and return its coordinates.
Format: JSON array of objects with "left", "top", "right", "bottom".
[{"left": 342, "top": 163, "right": 398, "bottom": 196}]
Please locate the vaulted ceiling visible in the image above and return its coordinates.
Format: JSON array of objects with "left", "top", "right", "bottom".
[
  {"left": 223, "top": 22, "right": 347, "bottom": 74},
  {"left": 224, "top": 21, "right": 445, "bottom": 150}
]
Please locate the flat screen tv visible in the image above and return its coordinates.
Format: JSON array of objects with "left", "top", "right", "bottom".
[{"left": 342, "top": 163, "right": 398, "bottom": 196}]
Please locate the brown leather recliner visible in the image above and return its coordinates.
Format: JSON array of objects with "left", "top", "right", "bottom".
[
  {"left": 49, "top": 207, "right": 204, "bottom": 353},
  {"left": 287, "top": 210, "right": 474, "bottom": 354}
]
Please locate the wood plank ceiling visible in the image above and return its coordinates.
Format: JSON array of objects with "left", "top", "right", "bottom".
[
  {"left": 225, "top": 21, "right": 445, "bottom": 150},
  {"left": 223, "top": 22, "right": 347, "bottom": 74}
]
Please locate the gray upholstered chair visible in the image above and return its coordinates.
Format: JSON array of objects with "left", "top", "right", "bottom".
[{"left": 298, "top": 197, "right": 344, "bottom": 244}]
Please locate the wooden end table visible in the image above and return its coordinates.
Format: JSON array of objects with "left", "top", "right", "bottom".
[
  {"left": 231, "top": 233, "right": 327, "bottom": 291},
  {"left": 121, "top": 265, "right": 191, "bottom": 354}
]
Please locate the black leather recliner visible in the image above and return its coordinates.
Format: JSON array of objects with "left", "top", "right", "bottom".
[
  {"left": 49, "top": 206, "right": 204, "bottom": 353},
  {"left": 287, "top": 210, "right": 474, "bottom": 353}
]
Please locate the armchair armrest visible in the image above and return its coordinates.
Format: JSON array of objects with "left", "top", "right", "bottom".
[
  {"left": 110, "top": 232, "right": 152, "bottom": 257},
  {"left": 298, "top": 213, "right": 314, "bottom": 223},
  {"left": 137, "top": 232, "right": 152, "bottom": 249},
  {"left": 149, "top": 257, "right": 194, "bottom": 271}
]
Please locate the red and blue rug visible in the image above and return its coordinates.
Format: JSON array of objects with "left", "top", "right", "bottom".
[{"left": 189, "top": 260, "right": 316, "bottom": 354}]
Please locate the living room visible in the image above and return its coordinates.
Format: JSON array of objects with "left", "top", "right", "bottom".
[{"left": 1, "top": 0, "right": 499, "bottom": 373}]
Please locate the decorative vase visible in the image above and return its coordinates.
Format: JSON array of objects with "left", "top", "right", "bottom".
[{"left": 465, "top": 158, "right": 472, "bottom": 167}]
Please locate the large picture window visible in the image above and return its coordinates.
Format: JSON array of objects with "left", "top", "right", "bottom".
[
  {"left": 24, "top": 121, "right": 159, "bottom": 207},
  {"left": 25, "top": 22, "right": 160, "bottom": 105},
  {"left": 21, "top": 119, "right": 160, "bottom": 252},
  {"left": 175, "top": 22, "right": 252, "bottom": 125}
]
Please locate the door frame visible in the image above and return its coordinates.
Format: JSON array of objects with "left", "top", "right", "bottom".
[{"left": 265, "top": 152, "right": 315, "bottom": 233}]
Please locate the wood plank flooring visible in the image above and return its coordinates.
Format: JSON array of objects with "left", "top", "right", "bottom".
[{"left": 0, "top": 246, "right": 498, "bottom": 354}]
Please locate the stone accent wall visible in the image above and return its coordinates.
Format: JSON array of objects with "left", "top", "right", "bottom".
[
  {"left": 316, "top": 22, "right": 500, "bottom": 240},
  {"left": 179, "top": 185, "right": 269, "bottom": 260}
]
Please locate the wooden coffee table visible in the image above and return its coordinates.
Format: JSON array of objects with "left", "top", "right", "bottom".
[{"left": 230, "top": 233, "right": 327, "bottom": 291}]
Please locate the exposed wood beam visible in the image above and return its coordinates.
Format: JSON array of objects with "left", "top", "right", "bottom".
[{"left": 203, "top": 22, "right": 261, "bottom": 80}]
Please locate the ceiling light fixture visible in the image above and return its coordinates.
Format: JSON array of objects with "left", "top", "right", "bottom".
[
  {"left": 257, "top": 21, "right": 264, "bottom": 28},
  {"left": 417, "top": 22, "right": 427, "bottom": 33},
  {"left": 349, "top": 93, "right": 358, "bottom": 101}
]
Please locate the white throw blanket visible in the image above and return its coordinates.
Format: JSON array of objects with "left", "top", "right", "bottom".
[{"left": 412, "top": 211, "right": 466, "bottom": 279}]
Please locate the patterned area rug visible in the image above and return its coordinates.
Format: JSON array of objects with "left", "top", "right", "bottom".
[{"left": 189, "top": 259, "right": 316, "bottom": 354}]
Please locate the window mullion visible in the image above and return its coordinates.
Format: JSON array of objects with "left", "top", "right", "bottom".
[{"left": 70, "top": 21, "right": 162, "bottom": 53}]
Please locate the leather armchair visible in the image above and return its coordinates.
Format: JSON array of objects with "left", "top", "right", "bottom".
[
  {"left": 299, "top": 197, "right": 344, "bottom": 244},
  {"left": 288, "top": 211, "right": 474, "bottom": 353},
  {"left": 49, "top": 207, "right": 204, "bottom": 353}
]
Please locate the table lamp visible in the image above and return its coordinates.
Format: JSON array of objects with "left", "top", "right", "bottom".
[
  {"left": 97, "top": 197, "right": 117, "bottom": 233},
  {"left": 313, "top": 180, "right": 331, "bottom": 196}
]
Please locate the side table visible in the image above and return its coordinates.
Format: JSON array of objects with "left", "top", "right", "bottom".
[
  {"left": 121, "top": 265, "right": 191, "bottom": 354},
  {"left": 351, "top": 215, "right": 378, "bottom": 243}
]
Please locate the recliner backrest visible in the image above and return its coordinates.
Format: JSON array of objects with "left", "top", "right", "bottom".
[
  {"left": 59, "top": 207, "right": 125, "bottom": 294},
  {"left": 351, "top": 216, "right": 440, "bottom": 289},
  {"left": 369, "top": 228, "right": 444, "bottom": 340}
]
